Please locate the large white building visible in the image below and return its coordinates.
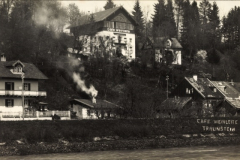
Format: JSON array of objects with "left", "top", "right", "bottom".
[{"left": 68, "top": 7, "right": 138, "bottom": 60}]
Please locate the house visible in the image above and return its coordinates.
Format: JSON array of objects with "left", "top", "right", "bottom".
[
  {"left": 0, "top": 54, "right": 71, "bottom": 120},
  {"left": 68, "top": 6, "right": 138, "bottom": 61},
  {"left": 69, "top": 99, "right": 120, "bottom": 119},
  {"left": 211, "top": 81, "right": 240, "bottom": 116},
  {"left": 156, "top": 97, "right": 192, "bottom": 118},
  {"left": 170, "top": 75, "right": 224, "bottom": 117},
  {"left": 141, "top": 37, "right": 182, "bottom": 65}
]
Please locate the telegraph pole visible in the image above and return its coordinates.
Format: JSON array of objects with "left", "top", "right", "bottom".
[
  {"left": 166, "top": 75, "right": 169, "bottom": 99},
  {"left": 21, "top": 73, "right": 25, "bottom": 120}
]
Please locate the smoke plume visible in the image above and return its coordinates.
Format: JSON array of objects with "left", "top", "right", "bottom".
[{"left": 73, "top": 72, "right": 98, "bottom": 98}]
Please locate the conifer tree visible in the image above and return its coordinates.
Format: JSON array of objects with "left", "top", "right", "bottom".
[
  {"left": 199, "top": 0, "right": 211, "bottom": 49},
  {"left": 132, "top": 0, "right": 145, "bottom": 56},
  {"left": 208, "top": 2, "right": 220, "bottom": 49},
  {"left": 164, "top": 0, "right": 177, "bottom": 37},
  {"left": 174, "top": 0, "right": 184, "bottom": 39},
  {"left": 132, "top": 0, "right": 145, "bottom": 38},
  {"left": 103, "top": 0, "right": 116, "bottom": 10},
  {"left": 152, "top": 0, "right": 166, "bottom": 38}
]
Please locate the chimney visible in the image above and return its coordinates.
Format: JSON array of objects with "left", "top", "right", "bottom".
[
  {"left": 193, "top": 75, "right": 197, "bottom": 81},
  {"left": 92, "top": 97, "right": 96, "bottom": 104},
  {"left": 231, "top": 79, "right": 234, "bottom": 86},
  {"left": 1, "top": 53, "right": 6, "bottom": 62}
]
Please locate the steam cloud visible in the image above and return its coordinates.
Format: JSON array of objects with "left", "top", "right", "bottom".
[{"left": 73, "top": 72, "right": 98, "bottom": 98}]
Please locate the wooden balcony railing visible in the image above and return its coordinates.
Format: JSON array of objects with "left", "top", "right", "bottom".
[{"left": 0, "top": 90, "right": 47, "bottom": 97}]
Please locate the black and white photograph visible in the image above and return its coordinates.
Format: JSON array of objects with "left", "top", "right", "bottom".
[{"left": 0, "top": 0, "right": 240, "bottom": 159}]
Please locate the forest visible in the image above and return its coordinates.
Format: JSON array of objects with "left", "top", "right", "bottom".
[{"left": 0, "top": 0, "right": 240, "bottom": 118}]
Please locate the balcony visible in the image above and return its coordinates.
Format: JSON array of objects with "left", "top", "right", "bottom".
[{"left": 0, "top": 90, "right": 47, "bottom": 97}]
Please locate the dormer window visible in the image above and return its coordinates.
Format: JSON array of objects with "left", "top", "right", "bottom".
[
  {"left": 13, "top": 66, "right": 22, "bottom": 73},
  {"left": 7, "top": 60, "right": 25, "bottom": 74}
]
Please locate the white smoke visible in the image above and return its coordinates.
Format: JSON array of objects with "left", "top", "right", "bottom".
[{"left": 73, "top": 72, "right": 98, "bottom": 98}]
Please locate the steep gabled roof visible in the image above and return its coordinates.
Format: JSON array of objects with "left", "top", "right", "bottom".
[
  {"left": 157, "top": 97, "right": 192, "bottom": 110},
  {"left": 69, "top": 6, "right": 137, "bottom": 28},
  {"left": 211, "top": 81, "right": 240, "bottom": 98},
  {"left": 71, "top": 99, "right": 119, "bottom": 109},
  {"left": 225, "top": 98, "right": 240, "bottom": 109},
  {"left": 0, "top": 60, "right": 48, "bottom": 80},
  {"left": 185, "top": 77, "right": 223, "bottom": 99}
]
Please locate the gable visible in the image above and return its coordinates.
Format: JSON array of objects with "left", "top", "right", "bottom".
[{"left": 110, "top": 13, "right": 131, "bottom": 23}]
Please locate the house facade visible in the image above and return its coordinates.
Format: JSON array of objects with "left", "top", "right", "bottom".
[
  {"left": 69, "top": 99, "right": 119, "bottom": 119},
  {"left": 0, "top": 54, "right": 52, "bottom": 120},
  {"left": 68, "top": 7, "right": 137, "bottom": 61},
  {"left": 141, "top": 37, "right": 182, "bottom": 65},
  {"left": 169, "top": 75, "right": 224, "bottom": 117},
  {"left": 211, "top": 81, "right": 240, "bottom": 116}
]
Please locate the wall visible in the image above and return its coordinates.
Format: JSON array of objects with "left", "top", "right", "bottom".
[
  {"left": 0, "top": 79, "right": 39, "bottom": 91},
  {"left": 0, "top": 97, "right": 23, "bottom": 112}
]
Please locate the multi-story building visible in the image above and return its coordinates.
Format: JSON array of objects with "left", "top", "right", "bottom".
[
  {"left": 0, "top": 54, "right": 48, "bottom": 116},
  {"left": 68, "top": 6, "right": 137, "bottom": 61}
]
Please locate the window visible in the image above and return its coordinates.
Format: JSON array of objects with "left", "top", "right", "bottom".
[
  {"left": 13, "top": 66, "right": 22, "bottom": 73},
  {"left": 24, "top": 83, "right": 31, "bottom": 91},
  {"left": 5, "top": 99, "right": 14, "bottom": 107},
  {"left": 104, "top": 21, "right": 114, "bottom": 28},
  {"left": 5, "top": 82, "right": 14, "bottom": 90}
]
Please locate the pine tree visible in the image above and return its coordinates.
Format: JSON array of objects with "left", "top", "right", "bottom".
[
  {"left": 164, "top": 0, "right": 177, "bottom": 37},
  {"left": 174, "top": 0, "right": 184, "bottom": 39},
  {"left": 208, "top": 2, "right": 220, "bottom": 49},
  {"left": 222, "top": 7, "right": 240, "bottom": 49},
  {"left": 132, "top": 0, "right": 144, "bottom": 38},
  {"left": 199, "top": 0, "right": 211, "bottom": 49},
  {"left": 152, "top": 0, "right": 166, "bottom": 38},
  {"left": 132, "top": 0, "right": 145, "bottom": 56},
  {"left": 103, "top": 0, "right": 116, "bottom": 10},
  {"left": 181, "top": 0, "right": 191, "bottom": 55}
]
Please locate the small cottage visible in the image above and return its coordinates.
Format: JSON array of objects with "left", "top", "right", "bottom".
[{"left": 69, "top": 99, "right": 119, "bottom": 119}]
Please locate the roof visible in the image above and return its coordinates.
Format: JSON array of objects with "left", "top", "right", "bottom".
[
  {"left": 69, "top": 6, "right": 137, "bottom": 28},
  {"left": 0, "top": 60, "right": 48, "bottom": 80},
  {"left": 147, "top": 37, "right": 182, "bottom": 49},
  {"left": 157, "top": 97, "right": 192, "bottom": 110},
  {"left": 71, "top": 99, "right": 119, "bottom": 109},
  {"left": 225, "top": 98, "right": 240, "bottom": 109},
  {"left": 185, "top": 77, "right": 223, "bottom": 99},
  {"left": 211, "top": 81, "right": 240, "bottom": 98}
]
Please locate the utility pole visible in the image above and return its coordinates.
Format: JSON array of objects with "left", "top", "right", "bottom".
[
  {"left": 166, "top": 75, "right": 169, "bottom": 99},
  {"left": 21, "top": 73, "right": 25, "bottom": 120}
]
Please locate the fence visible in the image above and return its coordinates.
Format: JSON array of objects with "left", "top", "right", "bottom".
[{"left": 0, "top": 111, "right": 71, "bottom": 121}]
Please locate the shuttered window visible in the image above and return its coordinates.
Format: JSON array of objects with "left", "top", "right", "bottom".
[
  {"left": 5, "top": 82, "right": 14, "bottom": 90},
  {"left": 5, "top": 99, "right": 14, "bottom": 107},
  {"left": 24, "top": 83, "right": 31, "bottom": 91}
]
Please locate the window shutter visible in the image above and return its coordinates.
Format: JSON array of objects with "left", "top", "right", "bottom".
[
  {"left": 12, "top": 99, "right": 14, "bottom": 107},
  {"left": 12, "top": 82, "right": 14, "bottom": 90},
  {"left": 5, "top": 99, "right": 8, "bottom": 107},
  {"left": 28, "top": 83, "right": 31, "bottom": 91}
]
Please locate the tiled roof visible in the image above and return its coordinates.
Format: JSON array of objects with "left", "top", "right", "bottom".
[
  {"left": 0, "top": 61, "right": 48, "bottom": 80},
  {"left": 185, "top": 77, "right": 223, "bottom": 99},
  {"left": 71, "top": 99, "right": 119, "bottom": 109},
  {"left": 157, "top": 97, "right": 192, "bottom": 110},
  {"left": 148, "top": 37, "right": 182, "bottom": 49},
  {"left": 211, "top": 81, "right": 240, "bottom": 98},
  {"left": 69, "top": 6, "right": 136, "bottom": 28}
]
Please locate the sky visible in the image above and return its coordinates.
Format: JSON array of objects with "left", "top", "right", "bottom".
[{"left": 61, "top": 0, "right": 240, "bottom": 21}]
